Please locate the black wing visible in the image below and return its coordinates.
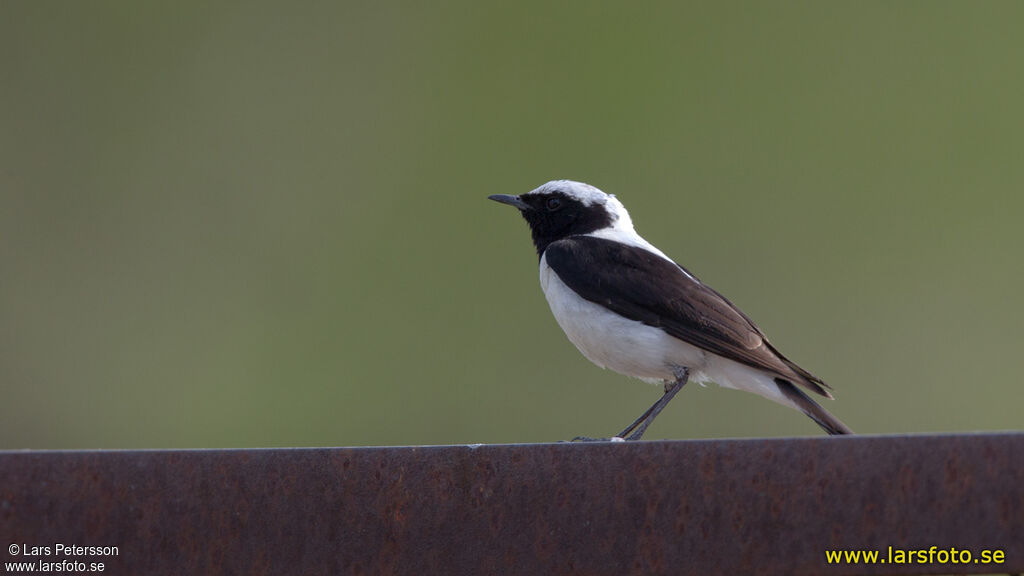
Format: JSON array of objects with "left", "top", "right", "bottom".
[{"left": 543, "top": 236, "right": 830, "bottom": 397}]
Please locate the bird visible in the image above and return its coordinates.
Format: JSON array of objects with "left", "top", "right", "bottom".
[{"left": 489, "top": 180, "right": 852, "bottom": 440}]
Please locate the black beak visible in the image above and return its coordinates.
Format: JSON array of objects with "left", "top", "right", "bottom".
[{"left": 488, "top": 194, "right": 530, "bottom": 211}]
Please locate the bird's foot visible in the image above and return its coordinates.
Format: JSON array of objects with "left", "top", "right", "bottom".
[{"left": 570, "top": 435, "right": 626, "bottom": 442}]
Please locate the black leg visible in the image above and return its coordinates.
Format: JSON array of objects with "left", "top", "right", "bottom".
[
  {"left": 617, "top": 367, "right": 689, "bottom": 441},
  {"left": 615, "top": 396, "right": 662, "bottom": 439}
]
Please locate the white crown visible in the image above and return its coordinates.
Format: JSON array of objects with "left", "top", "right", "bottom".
[{"left": 526, "top": 180, "right": 613, "bottom": 207}]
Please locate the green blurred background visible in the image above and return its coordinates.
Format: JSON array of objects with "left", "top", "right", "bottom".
[{"left": 2, "top": 2, "right": 1021, "bottom": 449}]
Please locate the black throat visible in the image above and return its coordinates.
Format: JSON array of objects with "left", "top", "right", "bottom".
[{"left": 516, "top": 192, "right": 615, "bottom": 257}]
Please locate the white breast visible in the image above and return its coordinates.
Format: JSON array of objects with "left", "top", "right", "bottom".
[{"left": 538, "top": 253, "right": 707, "bottom": 384}]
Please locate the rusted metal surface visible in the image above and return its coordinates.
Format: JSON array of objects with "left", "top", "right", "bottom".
[{"left": 1, "top": 434, "right": 1022, "bottom": 575}]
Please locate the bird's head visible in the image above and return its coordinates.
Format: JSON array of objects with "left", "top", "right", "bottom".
[{"left": 489, "top": 180, "right": 633, "bottom": 255}]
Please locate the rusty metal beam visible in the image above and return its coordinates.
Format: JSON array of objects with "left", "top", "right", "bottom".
[{"left": 2, "top": 433, "right": 1022, "bottom": 575}]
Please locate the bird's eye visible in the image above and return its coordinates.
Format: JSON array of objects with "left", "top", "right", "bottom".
[{"left": 546, "top": 197, "right": 562, "bottom": 211}]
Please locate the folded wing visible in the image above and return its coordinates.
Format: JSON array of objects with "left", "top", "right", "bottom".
[{"left": 543, "top": 236, "right": 831, "bottom": 397}]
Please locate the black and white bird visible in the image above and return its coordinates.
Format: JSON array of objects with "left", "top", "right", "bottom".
[{"left": 489, "top": 180, "right": 852, "bottom": 440}]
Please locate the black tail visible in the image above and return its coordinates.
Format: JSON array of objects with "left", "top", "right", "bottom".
[{"left": 775, "top": 378, "right": 853, "bottom": 435}]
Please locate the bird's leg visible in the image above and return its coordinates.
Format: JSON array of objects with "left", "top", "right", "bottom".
[
  {"left": 615, "top": 398, "right": 662, "bottom": 439},
  {"left": 617, "top": 366, "right": 689, "bottom": 441}
]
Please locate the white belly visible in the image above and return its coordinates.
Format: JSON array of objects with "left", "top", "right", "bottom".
[{"left": 537, "top": 254, "right": 797, "bottom": 407}]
